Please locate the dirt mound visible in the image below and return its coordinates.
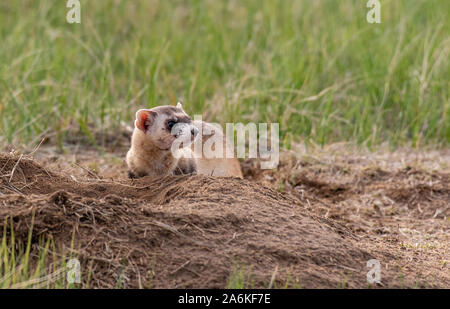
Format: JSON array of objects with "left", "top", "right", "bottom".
[{"left": 0, "top": 153, "right": 448, "bottom": 288}]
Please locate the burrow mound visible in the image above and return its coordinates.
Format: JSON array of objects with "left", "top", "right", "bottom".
[{"left": 0, "top": 153, "right": 441, "bottom": 288}]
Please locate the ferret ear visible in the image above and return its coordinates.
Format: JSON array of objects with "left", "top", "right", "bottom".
[
  {"left": 135, "top": 109, "right": 155, "bottom": 132},
  {"left": 176, "top": 102, "right": 184, "bottom": 110}
]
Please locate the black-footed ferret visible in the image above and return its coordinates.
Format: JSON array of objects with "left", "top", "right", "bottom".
[{"left": 126, "top": 103, "right": 243, "bottom": 179}]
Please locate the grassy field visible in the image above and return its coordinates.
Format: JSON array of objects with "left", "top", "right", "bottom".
[
  {"left": 1, "top": 1, "right": 449, "bottom": 289},
  {"left": 0, "top": 0, "right": 448, "bottom": 150}
]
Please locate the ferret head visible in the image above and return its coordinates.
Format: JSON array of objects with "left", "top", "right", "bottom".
[{"left": 134, "top": 103, "right": 198, "bottom": 151}]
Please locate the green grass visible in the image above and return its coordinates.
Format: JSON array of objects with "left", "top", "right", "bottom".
[
  {"left": 0, "top": 217, "right": 87, "bottom": 289},
  {"left": 227, "top": 263, "right": 254, "bottom": 289},
  {"left": 0, "top": 0, "right": 448, "bottom": 149},
  {"left": 227, "top": 263, "right": 304, "bottom": 289}
]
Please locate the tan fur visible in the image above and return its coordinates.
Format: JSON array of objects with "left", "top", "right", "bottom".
[
  {"left": 126, "top": 104, "right": 243, "bottom": 179},
  {"left": 192, "top": 120, "right": 243, "bottom": 178},
  {"left": 126, "top": 128, "right": 180, "bottom": 178}
]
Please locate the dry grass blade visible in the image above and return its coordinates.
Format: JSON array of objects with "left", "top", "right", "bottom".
[
  {"left": 8, "top": 154, "right": 23, "bottom": 183},
  {"left": 150, "top": 220, "right": 214, "bottom": 248}
]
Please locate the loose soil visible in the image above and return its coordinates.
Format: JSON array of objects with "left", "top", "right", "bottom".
[{"left": 0, "top": 142, "right": 448, "bottom": 288}]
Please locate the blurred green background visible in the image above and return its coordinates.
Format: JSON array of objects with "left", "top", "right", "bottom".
[{"left": 0, "top": 0, "right": 448, "bottom": 150}]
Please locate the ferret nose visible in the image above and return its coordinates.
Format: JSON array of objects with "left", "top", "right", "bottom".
[{"left": 191, "top": 127, "right": 199, "bottom": 137}]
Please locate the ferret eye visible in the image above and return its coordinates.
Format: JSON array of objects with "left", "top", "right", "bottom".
[{"left": 167, "top": 120, "right": 177, "bottom": 130}]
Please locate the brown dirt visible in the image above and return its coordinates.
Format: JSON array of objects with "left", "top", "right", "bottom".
[{"left": 0, "top": 144, "right": 449, "bottom": 288}]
